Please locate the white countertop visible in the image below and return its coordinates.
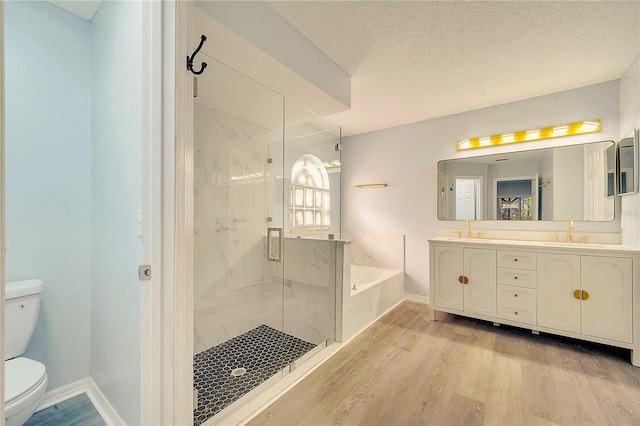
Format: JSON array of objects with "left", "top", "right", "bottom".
[{"left": 428, "top": 236, "right": 640, "bottom": 253}]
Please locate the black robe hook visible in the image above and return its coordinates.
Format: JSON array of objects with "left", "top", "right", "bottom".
[{"left": 187, "top": 35, "right": 208, "bottom": 75}]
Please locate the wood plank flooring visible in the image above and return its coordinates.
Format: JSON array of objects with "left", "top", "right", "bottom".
[
  {"left": 250, "top": 301, "right": 640, "bottom": 426},
  {"left": 24, "top": 393, "right": 105, "bottom": 426}
]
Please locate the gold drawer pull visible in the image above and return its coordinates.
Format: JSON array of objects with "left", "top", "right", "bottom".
[
  {"left": 514, "top": 276, "right": 518, "bottom": 280},
  {"left": 514, "top": 293, "right": 519, "bottom": 298},
  {"left": 514, "top": 311, "right": 519, "bottom": 315},
  {"left": 514, "top": 258, "right": 518, "bottom": 262},
  {"left": 458, "top": 276, "right": 469, "bottom": 284}
]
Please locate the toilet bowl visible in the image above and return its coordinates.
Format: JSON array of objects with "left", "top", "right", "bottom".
[{"left": 5, "top": 358, "right": 48, "bottom": 426}]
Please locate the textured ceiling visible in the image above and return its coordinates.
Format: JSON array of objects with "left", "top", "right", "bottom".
[{"left": 267, "top": 1, "right": 640, "bottom": 136}]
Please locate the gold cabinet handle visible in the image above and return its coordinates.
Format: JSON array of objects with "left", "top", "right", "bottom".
[
  {"left": 463, "top": 276, "right": 469, "bottom": 284},
  {"left": 458, "top": 275, "right": 464, "bottom": 284},
  {"left": 514, "top": 258, "right": 519, "bottom": 262},
  {"left": 514, "top": 276, "right": 518, "bottom": 280},
  {"left": 514, "top": 311, "right": 519, "bottom": 315},
  {"left": 514, "top": 293, "right": 519, "bottom": 298},
  {"left": 573, "top": 290, "right": 590, "bottom": 300}
]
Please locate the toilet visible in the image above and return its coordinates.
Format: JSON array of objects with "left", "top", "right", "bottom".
[{"left": 4, "top": 280, "right": 48, "bottom": 426}]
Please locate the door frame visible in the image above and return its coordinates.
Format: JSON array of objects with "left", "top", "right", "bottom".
[
  {"left": 172, "top": 0, "right": 194, "bottom": 424},
  {"left": 142, "top": 0, "right": 180, "bottom": 424},
  {"left": 0, "top": 0, "right": 6, "bottom": 421},
  {"left": 492, "top": 175, "right": 539, "bottom": 220}
]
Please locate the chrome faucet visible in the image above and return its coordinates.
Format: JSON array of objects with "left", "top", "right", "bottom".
[
  {"left": 567, "top": 220, "right": 575, "bottom": 243},
  {"left": 465, "top": 219, "right": 472, "bottom": 238}
]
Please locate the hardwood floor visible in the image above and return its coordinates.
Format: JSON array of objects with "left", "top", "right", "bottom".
[
  {"left": 250, "top": 301, "right": 640, "bottom": 426},
  {"left": 24, "top": 393, "right": 105, "bottom": 426}
]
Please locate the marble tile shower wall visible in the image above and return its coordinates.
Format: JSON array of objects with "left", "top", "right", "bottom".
[
  {"left": 193, "top": 104, "right": 273, "bottom": 354},
  {"left": 267, "top": 238, "right": 339, "bottom": 345},
  {"left": 343, "top": 232, "right": 405, "bottom": 270}
]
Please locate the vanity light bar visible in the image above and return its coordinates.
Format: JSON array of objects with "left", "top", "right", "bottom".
[{"left": 457, "top": 119, "right": 601, "bottom": 150}]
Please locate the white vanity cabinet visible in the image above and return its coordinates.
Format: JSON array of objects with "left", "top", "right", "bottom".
[
  {"left": 429, "top": 237, "right": 640, "bottom": 366},
  {"left": 537, "top": 254, "right": 632, "bottom": 343},
  {"left": 580, "top": 256, "right": 632, "bottom": 343},
  {"left": 433, "top": 245, "right": 496, "bottom": 316},
  {"left": 537, "top": 253, "right": 581, "bottom": 334},
  {"left": 496, "top": 250, "right": 538, "bottom": 325}
]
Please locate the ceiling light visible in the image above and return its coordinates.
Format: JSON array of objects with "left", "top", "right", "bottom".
[{"left": 457, "top": 119, "right": 601, "bottom": 150}]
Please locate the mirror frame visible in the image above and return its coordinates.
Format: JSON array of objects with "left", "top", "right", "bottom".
[
  {"left": 617, "top": 129, "right": 639, "bottom": 196},
  {"left": 437, "top": 140, "right": 617, "bottom": 222}
]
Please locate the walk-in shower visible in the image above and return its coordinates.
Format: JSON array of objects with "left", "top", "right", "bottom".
[{"left": 192, "top": 54, "right": 341, "bottom": 424}]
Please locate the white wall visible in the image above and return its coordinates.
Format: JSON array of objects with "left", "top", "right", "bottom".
[
  {"left": 194, "top": 2, "right": 351, "bottom": 112},
  {"left": 90, "top": 2, "right": 142, "bottom": 424},
  {"left": 620, "top": 55, "right": 640, "bottom": 248},
  {"left": 342, "top": 81, "right": 620, "bottom": 297},
  {"left": 5, "top": 0, "right": 92, "bottom": 389}
]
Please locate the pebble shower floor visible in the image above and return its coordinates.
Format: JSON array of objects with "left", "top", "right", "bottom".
[{"left": 193, "top": 324, "right": 317, "bottom": 425}]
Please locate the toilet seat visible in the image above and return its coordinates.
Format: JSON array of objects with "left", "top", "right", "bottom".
[{"left": 5, "top": 357, "right": 47, "bottom": 405}]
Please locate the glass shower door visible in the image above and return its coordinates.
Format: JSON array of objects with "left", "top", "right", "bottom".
[
  {"left": 281, "top": 104, "right": 342, "bottom": 354},
  {"left": 191, "top": 54, "right": 340, "bottom": 425},
  {"left": 192, "top": 55, "right": 287, "bottom": 425}
]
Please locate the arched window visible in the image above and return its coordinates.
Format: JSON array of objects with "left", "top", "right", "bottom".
[{"left": 291, "top": 154, "right": 330, "bottom": 231}]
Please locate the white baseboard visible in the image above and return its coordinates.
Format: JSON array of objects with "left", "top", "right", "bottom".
[
  {"left": 86, "top": 378, "right": 126, "bottom": 425},
  {"left": 36, "top": 377, "right": 124, "bottom": 425},
  {"left": 404, "top": 293, "right": 429, "bottom": 305}
]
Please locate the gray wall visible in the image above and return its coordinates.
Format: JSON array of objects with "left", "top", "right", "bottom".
[
  {"left": 90, "top": 1, "right": 143, "bottom": 424},
  {"left": 342, "top": 80, "right": 621, "bottom": 297},
  {"left": 5, "top": 0, "right": 92, "bottom": 390},
  {"left": 620, "top": 55, "right": 640, "bottom": 247},
  {"left": 5, "top": 1, "right": 143, "bottom": 423}
]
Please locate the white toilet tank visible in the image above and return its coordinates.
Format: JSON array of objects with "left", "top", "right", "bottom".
[{"left": 5, "top": 280, "right": 43, "bottom": 360}]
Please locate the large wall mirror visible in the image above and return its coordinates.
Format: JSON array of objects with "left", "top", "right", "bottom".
[
  {"left": 618, "top": 129, "right": 638, "bottom": 196},
  {"left": 437, "top": 140, "right": 616, "bottom": 222}
]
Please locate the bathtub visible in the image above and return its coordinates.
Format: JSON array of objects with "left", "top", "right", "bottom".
[{"left": 350, "top": 265, "right": 403, "bottom": 296}]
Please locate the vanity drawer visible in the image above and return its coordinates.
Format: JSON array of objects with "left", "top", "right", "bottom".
[
  {"left": 497, "top": 267, "right": 537, "bottom": 288},
  {"left": 497, "top": 285, "right": 537, "bottom": 325},
  {"left": 497, "top": 250, "right": 536, "bottom": 270}
]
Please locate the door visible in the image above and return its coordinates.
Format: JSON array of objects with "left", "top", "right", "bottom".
[
  {"left": 434, "top": 245, "right": 464, "bottom": 311},
  {"left": 463, "top": 248, "right": 496, "bottom": 316},
  {"left": 581, "top": 256, "right": 632, "bottom": 343},
  {"left": 537, "top": 253, "right": 581, "bottom": 333},
  {"left": 456, "top": 178, "right": 477, "bottom": 220}
]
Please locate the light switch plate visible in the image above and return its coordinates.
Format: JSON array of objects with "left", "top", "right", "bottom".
[{"left": 136, "top": 209, "right": 143, "bottom": 238}]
